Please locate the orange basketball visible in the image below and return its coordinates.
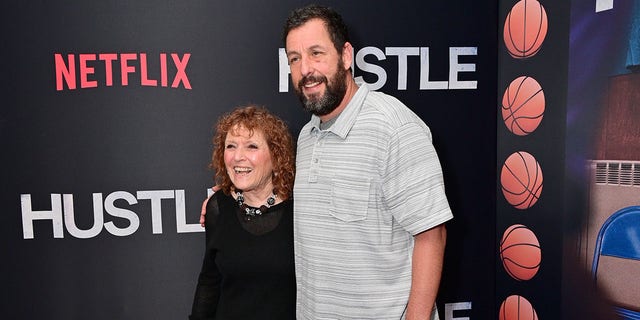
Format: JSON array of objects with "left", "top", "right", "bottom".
[
  {"left": 500, "top": 224, "right": 541, "bottom": 281},
  {"left": 502, "top": 76, "right": 545, "bottom": 136},
  {"left": 504, "top": 0, "right": 548, "bottom": 58},
  {"left": 499, "top": 295, "right": 539, "bottom": 320},
  {"left": 500, "top": 151, "right": 543, "bottom": 209}
]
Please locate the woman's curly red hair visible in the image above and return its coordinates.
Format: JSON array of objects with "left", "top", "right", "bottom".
[{"left": 209, "top": 105, "right": 295, "bottom": 200}]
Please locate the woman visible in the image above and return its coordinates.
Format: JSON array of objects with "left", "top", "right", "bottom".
[{"left": 190, "top": 105, "right": 296, "bottom": 319}]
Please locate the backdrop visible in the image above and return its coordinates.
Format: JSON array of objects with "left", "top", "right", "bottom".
[
  {"left": 496, "top": 0, "right": 570, "bottom": 317},
  {"left": 2, "top": 1, "right": 496, "bottom": 319},
  {"left": 498, "top": 0, "right": 640, "bottom": 318}
]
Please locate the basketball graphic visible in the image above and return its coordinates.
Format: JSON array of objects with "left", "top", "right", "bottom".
[
  {"left": 499, "top": 295, "right": 539, "bottom": 320},
  {"left": 502, "top": 76, "right": 545, "bottom": 136},
  {"left": 501, "top": 151, "right": 543, "bottom": 209},
  {"left": 500, "top": 224, "right": 541, "bottom": 281},
  {"left": 503, "top": 0, "right": 548, "bottom": 58}
]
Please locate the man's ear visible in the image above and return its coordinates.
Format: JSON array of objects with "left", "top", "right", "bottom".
[{"left": 342, "top": 42, "right": 354, "bottom": 70}]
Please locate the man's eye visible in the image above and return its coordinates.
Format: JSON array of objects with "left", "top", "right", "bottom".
[{"left": 289, "top": 57, "right": 299, "bottom": 63}]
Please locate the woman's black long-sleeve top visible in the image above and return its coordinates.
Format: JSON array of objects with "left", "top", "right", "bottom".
[{"left": 189, "top": 191, "right": 295, "bottom": 319}]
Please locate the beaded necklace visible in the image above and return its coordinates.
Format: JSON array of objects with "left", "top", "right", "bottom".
[{"left": 235, "top": 191, "right": 277, "bottom": 217}]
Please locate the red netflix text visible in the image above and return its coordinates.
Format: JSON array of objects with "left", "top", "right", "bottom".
[{"left": 54, "top": 53, "right": 192, "bottom": 91}]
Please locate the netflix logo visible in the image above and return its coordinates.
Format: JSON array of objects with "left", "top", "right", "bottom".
[{"left": 54, "top": 52, "right": 192, "bottom": 91}]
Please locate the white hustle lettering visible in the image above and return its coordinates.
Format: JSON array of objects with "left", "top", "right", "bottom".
[
  {"left": 444, "top": 301, "right": 472, "bottom": 320},
  {"left": 20, "top": 189, "right": 205, "bottom": 239},
  {"left": 278, "top": 46, "right": 478, "bottom": 92}
]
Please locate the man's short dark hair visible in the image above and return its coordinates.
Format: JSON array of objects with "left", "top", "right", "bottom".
[{"left": 283, "top": 4, "right": 350, "bottom": 54}]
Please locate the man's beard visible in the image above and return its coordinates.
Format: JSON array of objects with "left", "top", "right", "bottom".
[{"left": 295, "top": 61, "right": 348, "bottom": 116}]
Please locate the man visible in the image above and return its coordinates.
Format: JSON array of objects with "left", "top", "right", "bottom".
[
  {"left": 201, "top": 4, "right": 453, "bottom": 319},
  {"left": 284, "top": 5, "right": 453, "bottom": 320}
]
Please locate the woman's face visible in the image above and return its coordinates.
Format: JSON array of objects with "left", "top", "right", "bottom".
[{"left": 224, "top": 125, "right": 274, "bottom": 195}]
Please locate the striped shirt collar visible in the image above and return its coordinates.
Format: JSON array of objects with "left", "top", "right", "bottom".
[{"left": 309, "top": 84, "right": 369, "bottom": 139}]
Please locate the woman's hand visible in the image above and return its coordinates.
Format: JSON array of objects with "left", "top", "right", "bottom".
[{"left": 200, "top": 186, "right": 221, "bottom": 227}]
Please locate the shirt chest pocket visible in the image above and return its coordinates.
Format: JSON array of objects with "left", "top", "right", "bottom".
[{"left": 329, "top": 177, "right": 370, "bottom": 222}]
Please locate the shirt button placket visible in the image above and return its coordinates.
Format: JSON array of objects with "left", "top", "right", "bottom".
[{"left": 309, "top": 133, "right": 323, "bottom": 183}]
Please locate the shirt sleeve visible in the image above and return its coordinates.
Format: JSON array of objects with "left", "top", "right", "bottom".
[
  {"left": 382, "top": 122, "right": 453, "bottom": 235},
  {"left": 189, "top": 197, "right": 222, "bottom": 320}
]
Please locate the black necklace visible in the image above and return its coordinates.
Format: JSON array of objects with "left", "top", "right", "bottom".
[{"left": 235, "top": 191, "right": 277, "bottom": 217}]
